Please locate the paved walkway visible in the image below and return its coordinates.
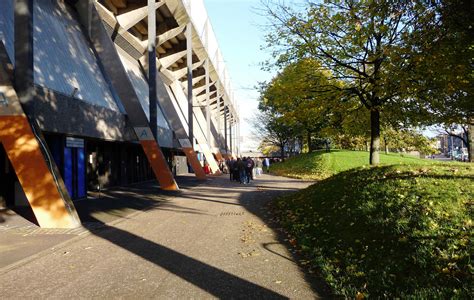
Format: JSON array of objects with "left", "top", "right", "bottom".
[{"left": 0, "top": 174, "right": 331, "bottom": 299}]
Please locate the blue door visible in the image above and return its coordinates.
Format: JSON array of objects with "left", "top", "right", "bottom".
[
  {"left": 64, "top": 147, "right": 74, "bottom": 197},
  {"left": 77, "top": 148, "right": 86, "bottom": 198},
  {"left": 64, "top": 139, "right": 86, "bottom": 199}
]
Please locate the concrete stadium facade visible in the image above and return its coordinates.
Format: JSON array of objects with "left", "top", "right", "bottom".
[{"left": 0, "top": 0, "right": 240, "bottom": 228}]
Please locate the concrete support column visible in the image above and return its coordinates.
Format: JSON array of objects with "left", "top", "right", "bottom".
[
  {"left": 229, "top": 113, "right": 234, "bottom": 154},
  {"left": 215, "top": 50, "right": 222, "bottom": 150},
  {"left": 76, "top": 0, "right": 93, "bottom": 38},
  {"left": 205, "top": 58, "right": 211, "bottom": 145},
  {"left": 233, "top": 120, "right": 236, "bottom": 155},
  {"left": 204, "top": 22, "right": 211, "bottom": 147},
  {"left": 224, "top": 106, "right": 228, "bottom": 154},
  {"left": 14, "top": 0, "right": 34, "bottom": 107},
  {"left": 8, "top": 0, "right": 81, "bottom": 227},
  {"left": 148, "top": 0, "right": 157, "bottom": 139},
  {"left": 237, "top": 119, "right": 240, "bottom": 157},
  {"left": 217, "top": 92, "right": 221, "bottom": 149},
  {"left": 186, "top": 23, "right": 193, "bottom": 148}
]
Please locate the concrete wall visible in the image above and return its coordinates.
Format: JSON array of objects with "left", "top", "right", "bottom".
[
  {"left": 117, "top": 48, "right": 174, "bottom": 148},
  {"left": 30, "top": 86, "right": 136, "bottom": 141},
  {"left": 0, "top": 0, "right": 122, "bottom": 111}
]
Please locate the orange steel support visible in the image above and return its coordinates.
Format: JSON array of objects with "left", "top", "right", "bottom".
[
  {"left": 215, "top": 151, "right": 224, "bottom": 161},
  {"left": 140, "top": 140, "right": 179, "bottom": 190},
  {"left": 0, "top": 61, "right": 79, "bottom": 228},
  {"left": 182, "top": 147, "right": 207, "bottom": 180},
  {"left": 0, "top": 115, "right": 79, "bottom": 228}
]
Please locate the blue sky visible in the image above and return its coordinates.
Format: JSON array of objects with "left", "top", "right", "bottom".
[
  {"left": 202, "top": 1, "right": 441, "bottom": 148},
  {"left": 203, "top": 0, "right": 274, "bottom": 150}
]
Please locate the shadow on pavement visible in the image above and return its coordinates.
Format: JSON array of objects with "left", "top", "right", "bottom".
[
  {"left": 237, "top": 174, "right": 334, "bottom": 298},
  {"left": 87, "top": 216, "right": 287, "bottom": 299},
  {"left": 164, "top": 174, "right": 333, "bottom": 297},
  {"left": 2, "top": 173, "right": 330, "bottom": 297},
  {"left": 75, "top": 175, "right": 208, "bottom": 224},
  {"left": 78, "top": 174, "right": 330, "bottom": 298}
]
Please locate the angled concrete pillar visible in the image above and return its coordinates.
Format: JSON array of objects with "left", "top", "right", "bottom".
[
  {"left": 160, "top": 50, "right": 187, "bottom": 69},
  {"left": 117, "top": 1, "right": 164, "bottom": 31},
  {"left": 192, "top": 84, "right": 208, "bottom": 97},
  {"left": 176, "top": 22, "right": 206, "bottom": 179},
  {"left": 182, "top": 23, "right": 220, "bottom": 174},
  {"left": 0, "top": 69, "right": 80, "bottom": 228},
  {"left": 196, "top": 90, "right": 216, "bottom": 103},
  {"left": 205, "top": 24, "right": 211, "bottom": 148},
  {"left": 85, "top": 2, "right": 178, "bottom": 190},
  {"left": 172, "top": 60, "right": 204, "bottom": 83},
  {"left": 2, "top": 0, "right": 81, "bottom": 228},
  {"left": 14, "top": 0, "right": 34, "bottom": 109},
  {"left": 186, "top": 23, "right": 194, "bottom": 149},
  {"left": 157, "top": 24, "right": 186, "bottom": 47},
  {"left": 148, "top": 0, "right": 158, "bottom": 139},
  {"left": 224, "top": 106, "right": 228, "bottom": 154},
  {"left": 230, "top": 117, "right": 233, "bottom": 157},
  {"left": 161, "top": 81, "right": 206, "bottom": 180}
]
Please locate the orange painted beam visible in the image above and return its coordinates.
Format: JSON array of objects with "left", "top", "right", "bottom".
[
  {"left": 182, "top": 147, "right": 207, "bottom": 180},
  {"left": 0, "top": 115, "right": 79, "bottom": 228},
  {"left": 178, "top": 138, "right": 206, "bottom": 180},
  {"left": 215, "top": 151, "right": 224, "bottom": 161},
  {"left": 134, "top": 127, "right": 179, "bottom": 190},
  {"left": 140, "top": 140, "right": 179, "bottom": 191}
]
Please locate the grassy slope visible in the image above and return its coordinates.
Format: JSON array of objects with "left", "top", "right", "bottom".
[
  {"left": 272, "top": 151, "right": 473, "bottom": 297},
  {"left": 271, "top": 150, "right": 454, "bottom": 180}
]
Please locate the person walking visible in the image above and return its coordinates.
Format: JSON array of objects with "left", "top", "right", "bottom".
[
  {"left": 263, "top": 157, "right": 270, "bottom": 173},
  {"left": 236, "top": 158, "right": 247, "bottom": 184},
  {"left": 227, "top": 159, "right": 235, "bottom": 181},
  {"left": 245, "top": 157, "right": 254, "bottom": 183},
  {"left": 255, "top": 158, "right": 262, "bottom": 176},
  {"left": 233, "top": 159, "right": 240, "bottom": 182}
]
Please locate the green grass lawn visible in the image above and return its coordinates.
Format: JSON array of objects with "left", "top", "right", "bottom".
[
  {"left": 271, "top": 151, "right": 473, "bottom": 297},
  {"left": 270, "top": 150, "right": 463, "bottom": 180}
]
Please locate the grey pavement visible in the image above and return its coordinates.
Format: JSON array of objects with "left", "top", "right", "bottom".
[{"left": 0, "top": 174, "right": 331, "bottom": 299}]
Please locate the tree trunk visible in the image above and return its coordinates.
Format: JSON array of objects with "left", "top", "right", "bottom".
[
  {"left": 369, "top": 109, "right": 380, "bottom": 165},
  {"left": 298, "top": 136, "right": 304, "bottom": 154},
  {"left": 384, "top": 137, "right": 389, "bottom": 154},
  {"left": 280, "top": 146, "right": 285, "bottom": 160},
  {"left": 307, "top": 131, "right": 312, "bottom": 152},
  {"left": 468, "top": 120, "right": 473, "bottom": 162}
]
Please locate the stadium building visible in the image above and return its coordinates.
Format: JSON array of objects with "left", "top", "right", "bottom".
[{"left": 0, "top": 0, "right": 240, "bottom": 228}]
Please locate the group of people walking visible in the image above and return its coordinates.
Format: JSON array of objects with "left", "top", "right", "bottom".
[{"left": 223, "top": 157, "right": 271, "bottom": 184}]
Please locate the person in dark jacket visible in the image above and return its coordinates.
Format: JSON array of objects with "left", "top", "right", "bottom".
[
  {"left": 227, "top": 159, "right": 235, "bottom": 181},
  {"left": 236, "top": 158, "right": 247, "bottom": 184},
  {"left": 244, "top": 157, "right": 254, "bottom": 183},
  {"left": 232, "top": 159, "right": 240, "bottom": 181}
]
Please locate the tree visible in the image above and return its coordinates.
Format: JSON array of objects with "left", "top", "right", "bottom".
[
  {"left": 258, "top": 58, "right": 341, "bottom": 152},
  {"left": 382, "top": 128, "right": 437, "bottom": 155},
  {"left": 401, "top": 0, "right": 473, "bottom": 161},
  {"left": 250, "top": 111, "right": 296, "bottom": 159},
  {"left": 262, "top": 1, "right": 432, "bottom": 165}
]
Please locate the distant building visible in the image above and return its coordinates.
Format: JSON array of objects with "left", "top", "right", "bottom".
[{"left": 437, "top": 133, "right": 467, "bottom": 156}]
